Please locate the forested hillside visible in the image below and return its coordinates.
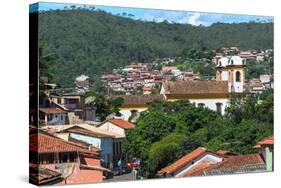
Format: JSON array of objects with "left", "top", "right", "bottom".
[{"left": 36, "top": 9, "right": 273, "bottom": 87}]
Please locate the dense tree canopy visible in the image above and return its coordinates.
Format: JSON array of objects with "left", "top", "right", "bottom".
[
  {"left": 123, "top": 91, "right": 273, "bottom": 178},
  {"left": 34, "top": 9, "right": 273, "bottom": 88}
]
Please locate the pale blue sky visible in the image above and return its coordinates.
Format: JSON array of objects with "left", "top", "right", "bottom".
[{"left": 30, "top": 2, "right": 273, "bottom": 26}]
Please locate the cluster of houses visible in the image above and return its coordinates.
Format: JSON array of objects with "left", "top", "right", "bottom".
[
  {"left": 30, "top": 47, "right": 274, "bottom": 184},
  {"left": 30, "top": 85, "right": 136, "bottom": 185},
  {"left": 116, "top": 55, "right": 247, "bottom": 120},
  {"left": 157, "top": 135, "right": 274, "bottom": 178},
  {"left": 247, "top": 74, "right": 274, "bottom": 95},
  {"left": 101, "top": 63, "right": 200, "bottom": 95},
  {"left": 212, "top": 46, "right": 273, "bottom": 64}
]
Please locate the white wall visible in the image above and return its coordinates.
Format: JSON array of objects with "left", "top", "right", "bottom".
[
  {"left": 189, "top": 98, "right": 229, "bottom": 115},
  {"left": 119, "top": 108, "right": 147, "bottom": 120},
  {"left": 99, "top": 122, "right": 125, "bottom": 137},
  {"left": 221, "top": 70, "right": 229, "bottom": 81},
  {"left": 174, "top": 153, "right": 224, "bottom": 177}
]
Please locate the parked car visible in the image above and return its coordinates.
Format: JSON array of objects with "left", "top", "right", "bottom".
[
  {"left": 112, "top": 163, "right": 131, "bottom": 176},
  {"left": 127, "top": 158, "right": 140, "bottom": 170}
]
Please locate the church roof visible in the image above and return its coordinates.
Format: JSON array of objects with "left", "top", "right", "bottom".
[{"left": 162, "top": 80, "right": 229, "bottom": 95}]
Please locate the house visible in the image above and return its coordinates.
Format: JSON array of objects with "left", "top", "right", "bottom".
[
  {"left": 160, "top": 56, "right": 246, "bottom": 115},
  {"left": 254, "top": 135, "right": 274, "bottom": 171},
  {"left": 29, "top": 131, "right": 106, "bottom": 185},
  {"left": 157, "top": 147, "right": 224, "bottom": 178},
  {"left": 162, "top": 66, "right": 178, "bottom": 72},
  {"left": 183, "top": 136, "right": 274, "bottom": 177},
  {"left": 117, "top": 94, "right": 165, "bottom": 121},
  {"left": 75, "top": 74, "right": 90, "bottom": 91},
  {"left": 97, "top": 118, "right": 135, "bottom": 138},
  {"left": 195, "top": 153, "right": 266, "bottom": 176},
  {"left": 39, "top": 108, "right": 67, "bottom": 125},
  {"left": 42, "top": 124, "right": 124, "bottom": 168}
]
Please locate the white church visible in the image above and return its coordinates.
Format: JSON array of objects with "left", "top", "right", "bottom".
[
  {"left": 118, "top": 56, "right": 246, "bottom": 120},
  {"left": 160, "top": 55, "right": 246, "bottom": 114}
]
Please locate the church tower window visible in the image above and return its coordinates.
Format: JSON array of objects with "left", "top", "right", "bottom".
[{"left": 236, "top": 71, "right": 241, "bottom": 82}]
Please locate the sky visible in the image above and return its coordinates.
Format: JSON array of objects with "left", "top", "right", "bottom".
[{"left": 30, "top": 2, "right": 273, "bottom": 26}]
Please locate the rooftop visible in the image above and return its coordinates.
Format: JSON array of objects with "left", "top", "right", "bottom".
[
  {"left": 254, "top": 135, "right": 274, "bottom": 148},
  {"left": 201, "top": 153, "right": 265, "bottom": 176},
  {"left": 41, "top": 124, "right": 123, "bottom": 138},
  {"left": 118, "top": 94, "right": 165, "bottom": 107},
  {"left": 39, "top": 107, "right": 66, "bottom": 114},
  {"left": 108, "top": 119, "right": 135, "bottom": 129},
  {"left": 162, "top": 80, "right": 229, "bottom": 95},
  {"left": 30, "top": 131, "right": 84, "bottom": 153},
  {"left": 158, "top": 147, "right": 217, "bottom": 175}
]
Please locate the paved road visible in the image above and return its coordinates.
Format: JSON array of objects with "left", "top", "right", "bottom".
[{"left": 105, "top": 172, "right": 134, "bottom": 182}]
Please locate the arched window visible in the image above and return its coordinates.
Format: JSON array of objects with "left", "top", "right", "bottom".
[{"left": 236, "top": 71, "right": 241, "bottom": 82}]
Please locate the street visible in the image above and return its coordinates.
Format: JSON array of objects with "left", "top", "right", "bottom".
[{"left": 105, "top": 172, "right": 135, "bottom": 182}]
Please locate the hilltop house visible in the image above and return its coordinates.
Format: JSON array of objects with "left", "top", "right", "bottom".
[{"left": 160, "top": 56, "right": 246, "bottom": 114}]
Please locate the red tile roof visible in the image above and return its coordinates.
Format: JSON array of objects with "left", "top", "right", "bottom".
[
  {"left": 109, "top": 119, "right": 135, "bottom": 129},
  {"left": 39, "top": 108, "right": 66, "bottom": 114},
  {"left": 30, "top": 132, "right": 84, "bottom": 153},
  {"left": 183, "top": 162, "right": 212, "bottom": 177},
  {"left": 158, "top": 147, "right": 208, "bottom": 175},
  {"left": 215, "top": 150, "right": 238, "bottom": 158},
  {"left": 203, "top": 154, "right": 264, "bottom": 173},
  {"left": 258, "top": 135, "right": 274, "bottom": 145},
  {"left": 64, "top": 126, "right": 115, "bottom": 138}
]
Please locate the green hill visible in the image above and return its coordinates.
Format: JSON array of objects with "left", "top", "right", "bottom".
[{"left": 36, "top": 9, "right": 273, "bottom": 88}]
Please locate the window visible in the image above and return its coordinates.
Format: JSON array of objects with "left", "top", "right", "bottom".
[
  {"left": 216, "top": 103, "right": 222, "bottom": 114},
  {"left": 236, "top": 71, "right": 241, "bottom": 82}
]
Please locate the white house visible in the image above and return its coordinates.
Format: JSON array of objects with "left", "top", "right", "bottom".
[
  {"left": 158, "top": 147, "right": 224, "bottom": 178},
  {"left": 97, "top": 118, "right": 135, "bottom": 137}
]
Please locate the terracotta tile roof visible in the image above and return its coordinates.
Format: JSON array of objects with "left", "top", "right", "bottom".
[
  {"left": 109, "top": 119, "right": 135, "bottom": 129},
  {"left": 118, "top": 94, "right": 165, "bottom": 107},
  {"left": 158, "top": 147, "right": 207, "bottom": 175},
  {"left": 257, "top": 135, "right": 274, "bottom": 145},
  {"left": 183, "top": 162, "right": 212, "bottom": 177},
  {"left": 42, "top": 124, "right": 122, "bottom": 138},
  {"left": 203, "top": 153, "right": 265, "bottom": 174},
  {"left": 39, "top": 107, "right": 66, "bottom": 114},
  {"left": 63, "top": 126, "right": 116, "bottom": 138},
  {"left": 162, "top": 80, "right": 229, "bottom": 95},
  {"left": 30, "top": 132, "right": 84, "bottom": 153},
  {"left": 216, "top": 150, "right": 239, "bottom": 158}
]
